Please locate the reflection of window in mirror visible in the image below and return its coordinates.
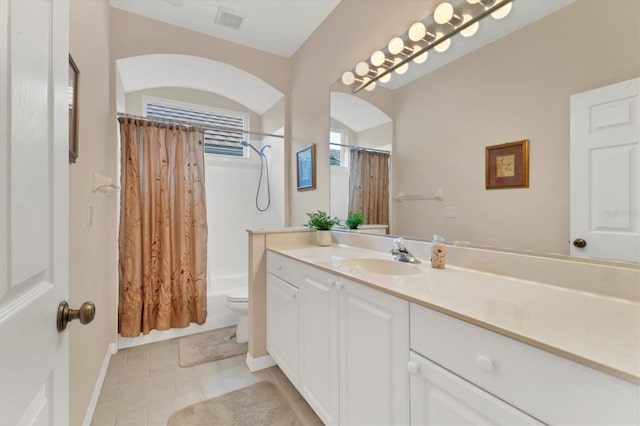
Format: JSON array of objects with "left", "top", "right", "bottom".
[{"left": 330, "top": 128, "right": 349, "bottom": 167}]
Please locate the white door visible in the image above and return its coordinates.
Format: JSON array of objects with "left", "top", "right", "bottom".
[
  {"left": 409, "top": 352, "right": 542, "bottom": 425},
  {"left": 570, "top": 78, "right": 639, "bottom": 262},
  {"left": 0, "top": 1, "right": 69, "bottom": 425},
  {"left": 339, "top": 280, "right": 409, "bottom": 426},
  {"left": 298, "top": 268, "right": 339, "bottom": 425},
  {"left": 266, "top": 273, "right": 299, "bottom": 387}
]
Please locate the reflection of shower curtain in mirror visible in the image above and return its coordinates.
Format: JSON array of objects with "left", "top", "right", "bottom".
[
  {"left": 348, "top": 149, "right": 390, "bottom": 228},
  {"left": 118, "top": 118, "right": 208, "bottom": 337}
]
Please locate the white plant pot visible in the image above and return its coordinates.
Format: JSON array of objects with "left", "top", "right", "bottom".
[{"left": 317, "top": 230, "right": 332, "bottom": 246}]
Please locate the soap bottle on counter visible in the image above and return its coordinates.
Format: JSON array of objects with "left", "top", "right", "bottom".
[{"left": 430, "top": 235, "right": 447, "bottom": 269}]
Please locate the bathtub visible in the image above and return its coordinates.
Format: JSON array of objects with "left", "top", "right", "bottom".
[{"left": 117, "top": 274, "right": 246, "bottom": 349}]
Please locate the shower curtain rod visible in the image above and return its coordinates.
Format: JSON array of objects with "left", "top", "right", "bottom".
[
  {"left": 116, "top": 112, "right": 285, "bottom": 140},
  {"left": 330, "top": 142, "right": 390, "bottom": 154}
]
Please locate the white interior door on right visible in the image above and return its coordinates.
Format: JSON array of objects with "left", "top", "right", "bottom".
[{"left": 570, "top": 78, "right": 639, "bottom": 263}]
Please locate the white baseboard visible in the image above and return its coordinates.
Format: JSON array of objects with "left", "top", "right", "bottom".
[
  {"left": 245, "top": 353, "right": 275, "bottom": 372},
  {"left": 82, "top": 342, "right": 116, "bottom": 426}
]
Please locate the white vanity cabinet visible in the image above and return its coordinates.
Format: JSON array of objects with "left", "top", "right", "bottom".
[
  {"left": 267, "top": 251, "right": 410, "bottom": 426},
  {"left": 338, "top": 276, "right": 410, "bottom": 426},
  {"left": 409, "top": 351, "right": 541, "bottom": 425},
  {"left": 298, "top": 264, "right": 340, "bottom": 424},
  {"left": 298, "top": 264, "right": 410, "bottom": 425},
  {"left": 410, "top": 303, "right": 640, "bottom": 425},
  {"left": 266, "top": 252, "right": 301, "bottom": 387}
]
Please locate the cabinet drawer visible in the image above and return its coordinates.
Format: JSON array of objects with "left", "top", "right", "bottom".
[
  {"left": 267, "top": 251, "right": 301, "bottom": 286},
  {"left": 410, "top": 303, "right": 639, "bottom": 425}
]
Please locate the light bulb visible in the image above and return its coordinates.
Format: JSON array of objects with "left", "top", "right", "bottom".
[
  {"left": 467, "top": 0, "right": 481, "bottom": 3},
  {"left": 378, "top": 68, "right": 391, "bottom": 83},
  {"left": 491, "top": 1, "right": 512, "bottom": 19},
  {"left": 460, "top": 14, "right": 479, "bottom": 37},
  {"left": 355, "top": 61, "right": 370, "bottom": 77},
  {"left": 388, "top": 37, "right": 405, "bottom": 55},
  {"left": 394, "top": 58, "right": 409, "bottom": 75},
  {"left": 341, "top": 71, "right": 355, "bottom": 85},
  {"left": 434, "top": 32, "right": 450, "bottom": 52},
  {"left": 412, "top": 46, "right": 428, "bottom": 64},
  {"left": 365, "top": 81, "right": 376, "bottom": 91},
  {"left": 408, "top": 22, "right": 426, "bottom": 42},
  {"left": 434, "top": 2, "right": 454, "bottom": 24},
  {"left": 370, "top": 50, "right": 386, "bottom": 67}
]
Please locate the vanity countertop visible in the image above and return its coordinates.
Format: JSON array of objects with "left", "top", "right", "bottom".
[{"left": 267, "top": 244, "right": 640, "bottom": 384}]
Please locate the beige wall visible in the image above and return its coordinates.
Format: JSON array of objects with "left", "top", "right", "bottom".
[
  {"left": 358, "top": 122, "right": 392, "bottom": 149},
  {"left": 109, "top": 8, "right": 289, "bottom": 95},
  {"left": 393, "top": 0, "right": 639, "bottom": 254},
  {"left": 289, "top": 0, "right": 437, "bottom": 226},
  {"left": 262, "top": 98, "right": 285, "bottom": 136},
  {"left": 69, "top": 1, "right": 114, "bottom": 424}
]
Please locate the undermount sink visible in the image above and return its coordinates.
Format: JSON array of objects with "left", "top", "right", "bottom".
[{"left": 340, "top": 258, "right": 421, "bottom": 276}]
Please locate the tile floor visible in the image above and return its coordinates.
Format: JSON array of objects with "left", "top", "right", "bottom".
[{"left": 91, "top": 336, "right": 322, "bottom": 425}]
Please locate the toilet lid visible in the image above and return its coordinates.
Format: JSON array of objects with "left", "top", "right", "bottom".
[{"left": 227, "top": 288, "right": 248, "bottom": 302}]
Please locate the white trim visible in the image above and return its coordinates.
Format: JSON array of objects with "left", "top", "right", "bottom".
[
  {"left": 82, "top": 343, "right": 117, "bottom": 426},
  {"left": 245, "top": 353, "right": 276, "bottom": 372}
]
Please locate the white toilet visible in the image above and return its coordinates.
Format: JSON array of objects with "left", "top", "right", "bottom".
[{"left": 226, "top": 287, "right": 249, "bottom": 344}]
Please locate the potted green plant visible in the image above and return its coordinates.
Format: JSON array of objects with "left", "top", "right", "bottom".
[
  {"left": 345, "top": 212, "right": 365, "bottom": 230},
  {"left": 305, "top": 210, "right": 338, "bottom": 246}
]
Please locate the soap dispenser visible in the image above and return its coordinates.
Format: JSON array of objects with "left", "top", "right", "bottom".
[{"left": 430, "top": 235, "right": 447, "bottom": 269}]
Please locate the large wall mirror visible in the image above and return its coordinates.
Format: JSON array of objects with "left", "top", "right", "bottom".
[{"left": 330, "top": 0, "right": 639, "bottom": 264}]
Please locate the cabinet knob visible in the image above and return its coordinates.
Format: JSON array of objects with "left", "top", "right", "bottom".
[
  {"left": 407, "top": 361, "right": 419, "bottom": 375},
  {"left": 289, "top": 291, "right": 297, "bottom": 298},
  {"left": 276, "top": 264, "right": 282, "bottom": 270},
  {"left": 334, "top": 281, "right": 343, "bottom": 290},
  {"left": 476, "top": 355, "right": 495, "bottom": 372}
]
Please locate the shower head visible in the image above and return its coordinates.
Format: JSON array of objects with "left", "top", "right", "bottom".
[{"left": 240, "top": 140, "right": 262, "bottom": 156}]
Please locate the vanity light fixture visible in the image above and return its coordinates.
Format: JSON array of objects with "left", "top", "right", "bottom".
[
  {"left": 342, "top": 0, "right": 514, "bottom": 93},
  {"left": 434, "top": 2, "right": 462, "bottom": 26}
]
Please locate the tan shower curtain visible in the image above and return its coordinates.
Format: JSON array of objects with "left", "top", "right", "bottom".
[
  {"left": 118, "top": 118, "right": 208, "bottom": 337},
  {"left": 348, "top": 148, "right": 390, "bottom": 227}
]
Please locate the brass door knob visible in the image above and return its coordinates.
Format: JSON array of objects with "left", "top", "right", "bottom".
[
  {"left": 573, "top": 238, "right": 587, "bottom": 248},
  {"left": 57, "top": 301, "right": 95, "bottom": 332}
]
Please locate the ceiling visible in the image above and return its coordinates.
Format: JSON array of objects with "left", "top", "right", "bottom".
[{"left": 109, "top": 0, "right": 341, "bottom": 58}]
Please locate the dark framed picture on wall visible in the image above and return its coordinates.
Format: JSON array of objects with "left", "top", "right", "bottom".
[
  {"left": 485, "top": 139, "right": 529, "bottom": 189},
  {"left": 296, "top": 144, "right": 316, "bottom": 191},
  {"left": 69, "top": 54, "right": 80, "bottom": 164}
]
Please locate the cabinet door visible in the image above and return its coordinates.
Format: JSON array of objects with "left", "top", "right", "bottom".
[
  {"left": 299, "top": 268, "right": 340, "bottom": 425},
  {"left": 266, "top": 274, "right": 299, "bottom": 386},
  {"left": 409, "top": 352, "right": 542, "bottom": 426},
  {"left": 340, "top": 280, "right": 410, "bottom": 425}
]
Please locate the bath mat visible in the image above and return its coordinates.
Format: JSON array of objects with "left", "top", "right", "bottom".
[
  {"left": 167, "top": 381, "right": 303, "bottom": 426},
  {"left": 178, "top": 326, "right": 248, "bottom": 368}
]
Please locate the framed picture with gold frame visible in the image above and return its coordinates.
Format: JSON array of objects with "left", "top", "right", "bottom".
[
  {"left": 485, "top": 139, "right": 529, "bottom": 189},
  {"left": 296, "top": 144, "right": 316, "bottom": 191},
  {"left": 68, "top": 54, "right": 80, "bottom": 164}
]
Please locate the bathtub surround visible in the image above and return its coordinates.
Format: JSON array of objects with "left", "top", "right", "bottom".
[{"left": 118, "top": 118, "right": 208, "bottom": 337}]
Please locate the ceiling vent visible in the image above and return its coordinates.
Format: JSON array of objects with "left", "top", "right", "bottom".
[{"left": 215, "top": 8, "right": 244, "bottom": 30}]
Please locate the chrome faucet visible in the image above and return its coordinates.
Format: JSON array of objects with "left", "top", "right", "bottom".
[{"left": 390, "top": 238, "right": 421, "bottom": 264}]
